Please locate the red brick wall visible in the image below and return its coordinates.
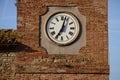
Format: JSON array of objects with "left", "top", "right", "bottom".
[
  {"left": 0, "top": 0, "right": 109, "bottom": 80},
  {"left": 17, "top": 0, "right": 108, "bottom": 63},
  {"left": 15, "top": 74, "right": 109, "bottom": 80}
]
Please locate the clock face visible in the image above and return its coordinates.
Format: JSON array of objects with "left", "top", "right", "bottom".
[{"left": 46, "top": 12, "right": 80, "bottom": 45}]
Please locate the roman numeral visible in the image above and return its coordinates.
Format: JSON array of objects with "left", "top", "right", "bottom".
[
  {"left": 66, "top": 35, "right": 69, "bottom": 39},
  {"left": 55, "top": 35, "right": 58, "bottom": 39},
  {"left": 55, "top": 34, "right": 59, "bottom": 39},
  {"left": 51, "top": 22, "right": 55, "bottom": 25},
  {"left": 70, "top": 27, "right": 75, "bottom": 30},
  {"left": 56, "top": 18, "right": 59, "bottom": 22},
  {"left": 49, "top": 27, "right": 54, "bottom": 29},
  {"left": 66, "top": 17, "right": 69, "bottom": 21},
  {"left": 51, "top": 31, "right": 55, "bottom": 35},
  {"left": 61, "top": 16, "right": 64, "bottom": 20},
  {"left": 61, "top": 36, "right": 63, "bottom": 41},
  {"left": 69, "top": 31, "right": 74, "bottom": 36},
  {"left": 69, "top": 22, "right": 73, "bottom": 25}
]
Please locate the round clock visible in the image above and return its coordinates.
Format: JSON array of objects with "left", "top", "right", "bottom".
[{"left": 46, "top": 12, "right": 80, "bottom": 45}]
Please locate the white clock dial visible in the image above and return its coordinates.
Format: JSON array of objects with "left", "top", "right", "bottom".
[{"left": 46, "top": 12, "right": 80, "bottom": 45}]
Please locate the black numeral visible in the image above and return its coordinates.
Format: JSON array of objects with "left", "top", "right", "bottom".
[
  {"left": 66, "top": 17, "right": 69, "bottom": 21},
  {"left": 51, "top": 31, "right": 55, "bottom": 35},
  {"left": 56, "top": 18, "right": 59, "bottom": 22},
  {"left": 69, "top": 22, "right": 73, "bottom": 25},
  {"left": 61, "top": 36, "right": 63, "bottom": 41},
  {"left": 61, "top": 16, "right": 64, "bottom": 20},
  {"left": 51, "top": 22, "right": 55, "bottom": 25},
  {"left": 69, "top": 31, "right": 74, "bottom": 35},
  {"left": 70, "top": 27, "right": 75, "bottom": 30},
  {"left": 55, "top": 36, "right": 58, "bottom": 39},
  {"left": 66, "top": 35, "right": 69, "bottom": 39},
  {"left": 49, "top": 27, "right": 54, "bottom": 29}
]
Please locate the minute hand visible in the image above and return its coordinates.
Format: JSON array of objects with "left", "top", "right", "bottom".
[
  {"left": 55, "top": 17, "right": 66, "bottom": 38},
  {"left": 59, "top": 17, "right": 66, "bottom": 33}
]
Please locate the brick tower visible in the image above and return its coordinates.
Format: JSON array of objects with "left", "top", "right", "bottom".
[{"left": 15, "top": 0, "right": 109, "bottom": 80}]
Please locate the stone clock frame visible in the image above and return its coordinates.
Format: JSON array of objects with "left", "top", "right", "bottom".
[{"left": 41, "top": 7, "right": 86, "bottom": 54}]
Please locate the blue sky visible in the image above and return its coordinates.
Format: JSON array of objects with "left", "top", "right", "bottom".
[
  {"left": 109, "top": 0, "right": 120, "bottom": 80},
  {"left": 0, "top": 0, "right": 120, "bottom": 80},
  {"left": 0, "top": 0, "right": 16, "bottom": 29}
]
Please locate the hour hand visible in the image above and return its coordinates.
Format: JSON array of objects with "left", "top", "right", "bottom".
[{"left": 55, "top": 33, "right": 60, "bottom": 39}]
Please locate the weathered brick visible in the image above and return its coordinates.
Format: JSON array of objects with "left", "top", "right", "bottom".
[{"left": 0, "top": 0, "right": 109, "bottom": 79}]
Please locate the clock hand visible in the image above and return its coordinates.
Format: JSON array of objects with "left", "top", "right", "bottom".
[
  {"left": 60, "top": 17, "right": 66, "bottom": 32},
  {"left": 63, "top": 17, "right": 69, "bottom": 32},
  {"left": 55, "top": 17, "right": 66, "bottom": 38}
]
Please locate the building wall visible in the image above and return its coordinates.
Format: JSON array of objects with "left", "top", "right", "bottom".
[{"left": 0, "top": 0, "right": 109, "bottom": 80}]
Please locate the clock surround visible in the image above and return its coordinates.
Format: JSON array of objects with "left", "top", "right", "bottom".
[{"left": 41, "top": 7, "right": 86, "bottom": 54}]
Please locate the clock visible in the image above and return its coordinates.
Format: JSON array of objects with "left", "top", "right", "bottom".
[{"left": 46, "top": 12, "right": 80, "bottom": 45}]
